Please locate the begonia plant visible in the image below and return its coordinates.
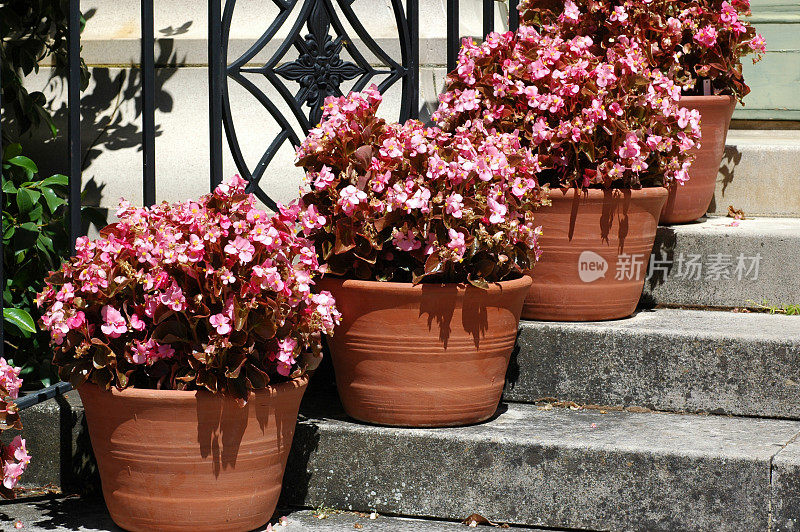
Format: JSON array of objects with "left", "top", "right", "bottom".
[
  {"left": 35, "top": 177, "right": 340, "bottom": 402},
  {"left": 518, "top": 0, "right": 765, "bottom": 100},
  {"left": 295, "top": 86, "right": 545, "bottom": 287},
  {"left": 1, "top": 358, "right": 30, "bottom": 498},
  {"left": 433, "top": 27, "right": 702, "bottom": 190}
]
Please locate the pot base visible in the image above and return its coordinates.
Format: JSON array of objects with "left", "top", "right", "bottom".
[{"left": 80, "top": 378, "right": 308, "bottom": 532}]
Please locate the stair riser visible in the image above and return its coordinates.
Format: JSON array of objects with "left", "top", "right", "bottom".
[
  {"left": 508, "top": 320, "right": 800, "bottom": 418},
  {"left": 281, "top": 408, "right": 799, "bottom": 531},
  {"left": 643, "top": 219, "right": 800, "bottom": 308}
]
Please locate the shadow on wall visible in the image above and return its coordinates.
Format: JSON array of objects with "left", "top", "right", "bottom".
[{"left": 18, "top": 36, "right": 185, "bottom": 222}]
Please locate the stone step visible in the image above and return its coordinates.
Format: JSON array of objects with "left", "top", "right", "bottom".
[
  {"left": 510, "top": 308, "right": 800, "bottom": 419},
  {"left": 282, "top": 400, "right": 800, "bottom": 531},
  {"left": 643, "top": 216, "right": 800, "bottom": 308},
  {"left": 710, "top": 130, "right": 800, "bottom": 218}
]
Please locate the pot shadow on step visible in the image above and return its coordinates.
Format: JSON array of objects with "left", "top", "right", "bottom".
[
  {"left": 278, "top": 423, "right": 320, "bottom": 513},
  {"left": 640, "top": 226, "right": 677, "bottom": 310}
]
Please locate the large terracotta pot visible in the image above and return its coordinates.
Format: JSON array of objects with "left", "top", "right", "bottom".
[
  {"left": 317, "top": 276, "right": 531, "bottom": 427},
  {"left": 660, "top": 95, "right": 737, "bottom": 224},
  {"left": 79, "top": 377, "right": 308, "bottom": 532},
  {"left": 523, "top": 187, "right": 667, "bottom": 322}
]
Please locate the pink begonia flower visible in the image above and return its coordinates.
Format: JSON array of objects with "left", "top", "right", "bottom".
[
  {"left": 3, "top": 461, "right": 26, "bottom": 490},
  {"left": 254, "top": 264, "right": 284, "bottom": 292},
  {"left": 445, "top": 193, "right": 464, "bottom": 218},
  {"left": 749, "top": 34, "right": 766, "bottom": 53},
  {"left": 131, "top": 339, "right": 175, "bottom": 365},
  {"left": 720, "top": 2, "right": 738, "bottom": 24},
  {"left": 0, "top": 358, "right": 23, "bottom": 400},
  {"left": 209, "top": 313, "right": 232, "bottom": 335},
  {"left": 276, "top": 338, "right": 298, "bottom": 376},
  {"left": 677, "top": 108, "right": 701, "bottom": 131},
  {"left": 55, "top": 283, "right": 75, "bottom": 302},
  {"left": 66, "top": 311, "right": 86, "bottom": 330},
  {"left": 294, "top": 270, "right": 312, "bottom": 294},
  {"left": 371, "top": 170, "right": 391, "bottom": 193},
  {"left": 392, "top": 229, "right": 421, "bottom": 252},
  {"left": 608, "top": 102, "right": 624, "bottom": 116},
  {"left": 694, "top": 26, "right": 718, "bottom": 48},
  {"left": 447, "top": 229, "right": 467, "bottom": 258},
  {"left": 379, "top": 138, "right": 404, "bottom": 159},
  {"left": 487, "top": 197, "right": 507, "bottom": 224},
  {"left": 559, "top": 0, "right": 580, "bottom": 22},
  {"left": 300, "top": 204, "right": 326, "bottom": 231},
  {"left": 313, "top": 165, "right": 336, "bottom": 189},
  {"left": 214, "top": 173, "right": 247, "bottom": 195},
  {"left": 423, "top": 233, "right": 438, "bottom": 256},
  {"left": 617, "top": 133, "right": 641, "bottom": 159},
  {"left": 609, "top": 6, "right": 628, "bottom": 23},
  {"left": 130, "top": 314, "right": 146, "bottom": 331},
  {"left": 100, "top": 305, "right": 127, "bottom": 338},
  {"left": 339, "top": 185, "right": 367, "bottom": 215},
  {"left": 405, "top": 187, "right": 431, "bottom": 211},
  {"left": 160, "top": 282, "right": 187, "bottom": 312},
  {"left": 9, "top": 437, "right": 31, "bottom": 466},
  {"left": 594, "top": 64, "right": 617, "bottom": 88},
  {"left": 224, "top": 236, "right": 255, "bottom": 264}
]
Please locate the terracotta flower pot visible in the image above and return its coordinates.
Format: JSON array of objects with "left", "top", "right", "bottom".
[
  {"left": 660, "top": 95, "right": 737, "bottom": 224},
  {"left": 317, "top": 276, "right": 531, "bottom": 427},
  {"left": 79, "top": 377, "right": 308, "bottom": 532},
  {"left": 523, "top": 187, "right": 667, "bottom": 322}
]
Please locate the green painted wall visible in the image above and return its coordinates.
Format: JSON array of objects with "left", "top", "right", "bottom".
[{"left": 736, "top": 0, "right": 800, "bottom": 120}]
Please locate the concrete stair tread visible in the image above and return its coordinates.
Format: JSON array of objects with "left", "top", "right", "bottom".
[
  {"left": 726, "top": 129, "right": 800, "bottom": 147},
  {"left": 284, "top": 400, "right": 800, "bottom": 531},
  {"left": 0, "top": 501, "right": 557, "bottom": 531}
]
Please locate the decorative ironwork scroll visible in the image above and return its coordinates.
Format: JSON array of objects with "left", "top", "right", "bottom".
[{"left": 210, "top": 0, "right": 419, "bottom": 210}]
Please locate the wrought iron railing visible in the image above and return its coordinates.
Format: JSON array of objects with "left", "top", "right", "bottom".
[{"left": 1, "top": 0, "right": 520, "bottom": 407}]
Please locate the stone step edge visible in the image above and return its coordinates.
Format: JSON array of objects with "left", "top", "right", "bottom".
[{"left": 282, "top": 402, "right": 800, "bottom": 531}]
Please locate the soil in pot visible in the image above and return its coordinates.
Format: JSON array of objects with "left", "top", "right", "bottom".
[
  {"left": 660, "top": 95, "right": 737, "bottom": 224},
  {"left": 316, "top": 276, "right": 531, "bottom": 428},
  {"left": 79, "top": 377, "right": 308, "bottom": 532},
  {"left": 523, "top": 187, "right": 668, "bottom": 322}
]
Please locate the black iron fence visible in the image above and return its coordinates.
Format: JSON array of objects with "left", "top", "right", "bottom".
[{"left": 1, "top": 0, "right": 520, "bottom": 404}]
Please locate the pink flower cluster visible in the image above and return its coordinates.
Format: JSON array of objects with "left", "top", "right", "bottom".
[
  {"left": 518, "top": 0, "right": 765, "bottom": 100},
  {"left": 434, "top": 27, "right": 701, "bottom": 189},
  {"left": 0, "top": 358, "right": 29, "bottom": 498},
  {"left": 296, "top": 87, "right": 545, "bottom": 285},
  {"left": 2, "top": 436, "right": 30, "bottom": 491},
  {"left": 36, "top": 176, "right": 340, "bottom": 399}
]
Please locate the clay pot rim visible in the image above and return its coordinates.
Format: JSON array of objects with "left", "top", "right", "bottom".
[
  {"left": 79, "top": 374, "right": 309, "bottom": 401},
  {"left": 317, "top": 275, "right": 532, "bottom": 293},
  {"left": 547, "top": 186, "right": 669, "bottom": 200},
  {"left": 679, "top": 94, "right": 737, "bottom": 105}
]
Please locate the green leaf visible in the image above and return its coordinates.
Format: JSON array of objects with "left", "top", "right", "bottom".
[
  {"left": 16, "top": 188, "right": 34, "bottom": 213},
  {"left": 16, "top": 188, "right": 41, "bottom": 214},
  {"left": 3, "top": 143, "right": 23, "bottom": 161},
  {"left": 3, "top": 308, "right": 37, "bottom": 333},
  {"left": 41, "top": 186, "right": 66, "bottom": 213},
  {"left": 39, "top": 174, "right": 70, "bottom": 187},
  {"left": 2, "top": 179, "right": 17, "bottom": 194},
  {"left": 8, "top": 156, "right": 38, "bottom": 175}
]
